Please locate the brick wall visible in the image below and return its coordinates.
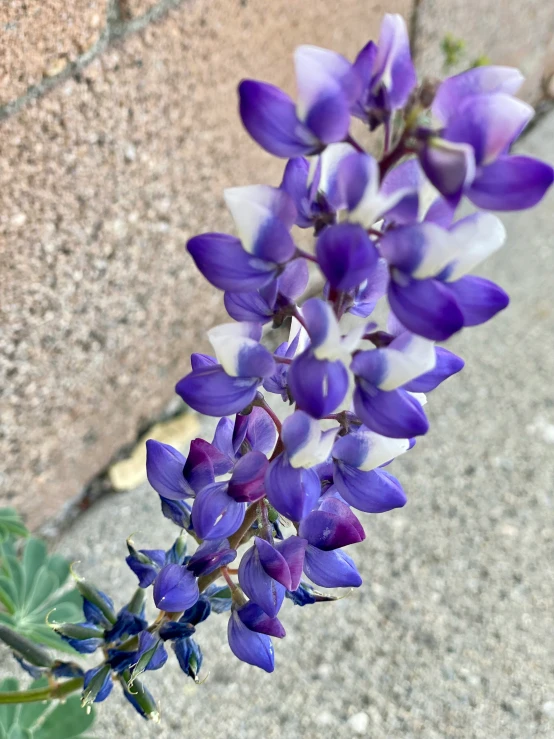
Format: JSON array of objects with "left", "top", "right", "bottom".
[{"left": 1, "top": 0, "right": 553, "bottom": 527}]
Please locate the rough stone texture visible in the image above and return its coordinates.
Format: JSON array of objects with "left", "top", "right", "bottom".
[
  {"left": 0, "top": 0, "right": 108, "bottom": 105},
  {"left": 3, "top": 114, "right": 551, "bottom": 735},
  {"left": 415, "top": 0, "right": 554, "bottom": 103},
  {"left": 119, "top": 0, "right": 159, "bottom": 19},
  {"left": 0, "top": 0, "right": 412, "bottom": 527}
]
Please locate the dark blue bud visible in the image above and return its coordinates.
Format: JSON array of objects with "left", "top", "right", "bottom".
[
  {"left": 172, "top": 637, "right": 203, "bottom": 682},
  {"left": 158, "top": 621, "right": 196, "bottom": 641},
  {"left": 51, "top": 660, "right": 85, "bottom": 679},
  {"left": 160, "top": 496, "right": 193, "bottom": 529},
  {"left": 121, "top": 677, "right": 159, "bottom": 721},
  {"left": 82, "top": 664, "right": 113, "bottom": 706},
  {"left": 125, "top": 543, "right": 165, "bottom": 588},
  {"left": 181, "top": 597, "right": 211, "bottom": 626},
  {"left": 165, "top": 535, "right": 188, "bottom": 565},
  {"left": 14, "top": 656, "right": 43, "bottom": 679},
  {"left": 105, "top": 608, "right": 147, "bottom": 644},
  {"left": 285, "top": 582, "right": 341, "bottom": 606}
]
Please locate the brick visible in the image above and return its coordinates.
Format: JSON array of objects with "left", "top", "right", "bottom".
[
  {"left": 0, "top": 0, "right": 412, "bottom": 527},
  {"left": 0, "top": 0, "right": 109, "bottom": 105},
  {"left": 414, "top": 0, "right": 554, "bottom": 104}
]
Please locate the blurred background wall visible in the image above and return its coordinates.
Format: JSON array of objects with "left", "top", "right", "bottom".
[{"left": 1, "top": 0, "right": 554, "bottom": 528}]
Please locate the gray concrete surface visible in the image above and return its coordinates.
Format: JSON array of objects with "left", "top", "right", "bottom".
[{"left": 3, "top": 115, "right": 554, "bottom": 738}]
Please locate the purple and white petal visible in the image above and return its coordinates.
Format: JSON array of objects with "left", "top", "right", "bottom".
[
  {"left": 191, "top": 483, "right": 246, "bottom": 541},
  {"left": 419, "top": 139, "right": 476, "bottom": 202},
  {"left": 333, "top": 464, "right": 407, "bottom": 513},
  {"left": 374, "top": 332, "right": 436, "bottom": 391},
  {"left": 282, "top": 410, "right": 338, "bottom": 469},
  {"left": 265, "top": 453, "right": 321, "bottom": 522},
  {"left": 228, "top": 609, "right": 275, "bottom": 672},
  {"left": 332, "top": 427, "right": 411, "bottom": 471},
  {"left": 404, "top": 347, "right": 464, "bottom": 392},
  {"left": 208, "top": 323, "right": 274, "bottom": 379},
  {"left": 318, "top": 142, "right": 356, "bottom": 209},
  {"left": 354, "top": 383, "right": 429, "bottom": 438},
  {"left": 467, "top": 155, "right": 554, "bottom": 211},
  {"left": 243, "top": 407, "right": 278, "bottom": 457},
  {"left": 176, "top": 365, "right": 261, "bottom": 416},
  {"left": 187, "top": 233, "right": 277, "bottom": 292},
  {"left": 349, "top": 258, "right": 389, "bottom": 317},
  {"left": 445, "top": 213, "right": 506, "bottom": 282},
  {"left": 445, "top": 93, "right": 533, "bottom": 166},
  {"left": 145, "top": 440, "right": 192, "bottom": 501},
  {"left": 371, "top": 14, "right": 417, "bottom": 111},
  {"left": 224, "top": 185, "right": 297, "bottom": 264},
  {"left": 303, "top": 546, "right": 362, "bottom": 588},
  {"left": 239, "top": 80, "right": 319, "bottom": 158},
  {"left": 294, "top": 46, "right": 360, "bottom": 143},
  {"left": 388, "top": 275, "right": 465, "bottom": 341},
  {"left": 447, "top": 275, "right": 509, "bottom": 326},
  {"left": 433, "top": 66, "right": 524, "bottom": 123},
  {"left": 380, "top": 223, "right": 456, "bottom": 279}
]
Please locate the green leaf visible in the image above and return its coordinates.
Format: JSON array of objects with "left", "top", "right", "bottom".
[
  {"left": 43, "top": 556, "right": 69, "bottom": 591},
  {"left": 0, "top": 536, "right": 83, "bottom": 653},
  {"left": 7, "top": 725, "right": 31, "bottom": 739},
  {"left": 0, "top": 510, "right": 28, "bottom": 543},
  {"left": 0, "top": 577, "right": 17, "bottom": 614},
  {"left": 2, "top": 559, "right": 25, "bottom": 612},
  {"left": 34, "top": 697, "right": 94, "bottom": 739},
  {"left": 22, "top": 542, "right": 47, "bottom": 601}
]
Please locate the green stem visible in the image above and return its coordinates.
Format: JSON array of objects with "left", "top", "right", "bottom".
[{"left": 0, "top": 677, "right": 83, "bottom": 704}]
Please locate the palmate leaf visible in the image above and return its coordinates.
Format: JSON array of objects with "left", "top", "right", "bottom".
[
  {"left": 0, "top": 539, "right": 82, "bottom": 655},
  {"left": 0, "top": 679, "right": 94, "bottom": 739},
  {"left": 0, "top": 510, "right": 28, "bottom": 543}
]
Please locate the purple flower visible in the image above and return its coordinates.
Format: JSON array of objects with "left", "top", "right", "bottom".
[
  {"left": 420, "top": 66, "right": 554, "bottom": 209},
  {"left": 352, "top": 14, "right": 416, "bottom": 125},
  {"left": 187, "top": 539, "right": 237, "bottom": 578},
  {"left": 153, "top": 564, "right": 199, "bottom": 612},
  {"left": 239, "top": 46, "right": 361, "bottom": 157},
  {"left": 382, "top": 214, "right": 509, "bottom": 340},
  {"left": 303, "top": 547, "right": 362, "bottom": 588},
  {"left": 228, "top": 603, "right": 285, "bottom": 672},
  {"left": 176, "top": 323, "right": 276, "bottom": 416},
  {"left": 299, "top": 497, "right": 365, "bottom": 550}
]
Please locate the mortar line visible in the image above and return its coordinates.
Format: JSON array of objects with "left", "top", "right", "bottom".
[{"left": 0, "top": 0, "right": 188, "bottom": 122}]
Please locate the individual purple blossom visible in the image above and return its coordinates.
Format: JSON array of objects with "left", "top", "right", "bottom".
[
  {"left": 420, "top": 66, "right": 554, "bottom": 208},
  {"left": 227, "top": 602, "right": 285, "bottom": 672},
  {"left": 176, "top": 323, "right": 276, "bottom": 416},
  {"left": 381, "top": 213, "right": 509, "bottom": 340},
  {"left": 239, "top": 46, "right": 361, "bottom": 157},
  {"left": 332, "top": 427, "right": 410, "bottom": 513},
  {"left": 191, "top": 451, "right": 268, "bottom": 540},
  {"left": 238, "top": 536, "right": 307, "bottom": 617},
  {"left": 352, "top": 14, "right": 416, "bottom": 126},
  {"left": 187, "top": 539, "right": 237, "bottom": 578},
  {"left": 153, "top": 564, "right": 199, "bottom": 612}
]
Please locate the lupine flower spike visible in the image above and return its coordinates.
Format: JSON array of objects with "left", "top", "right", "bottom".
[{"left": 43, "top": 14, "right": 551, "bottom": 717}]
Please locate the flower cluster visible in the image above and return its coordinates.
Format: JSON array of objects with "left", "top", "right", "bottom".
[{"left": 49, "top": 14, "right": 552, "bottom": 719}]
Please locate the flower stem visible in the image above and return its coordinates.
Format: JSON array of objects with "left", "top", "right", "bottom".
[{"left": 0, "top": 677, "right": 84, "bottom": 705}]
